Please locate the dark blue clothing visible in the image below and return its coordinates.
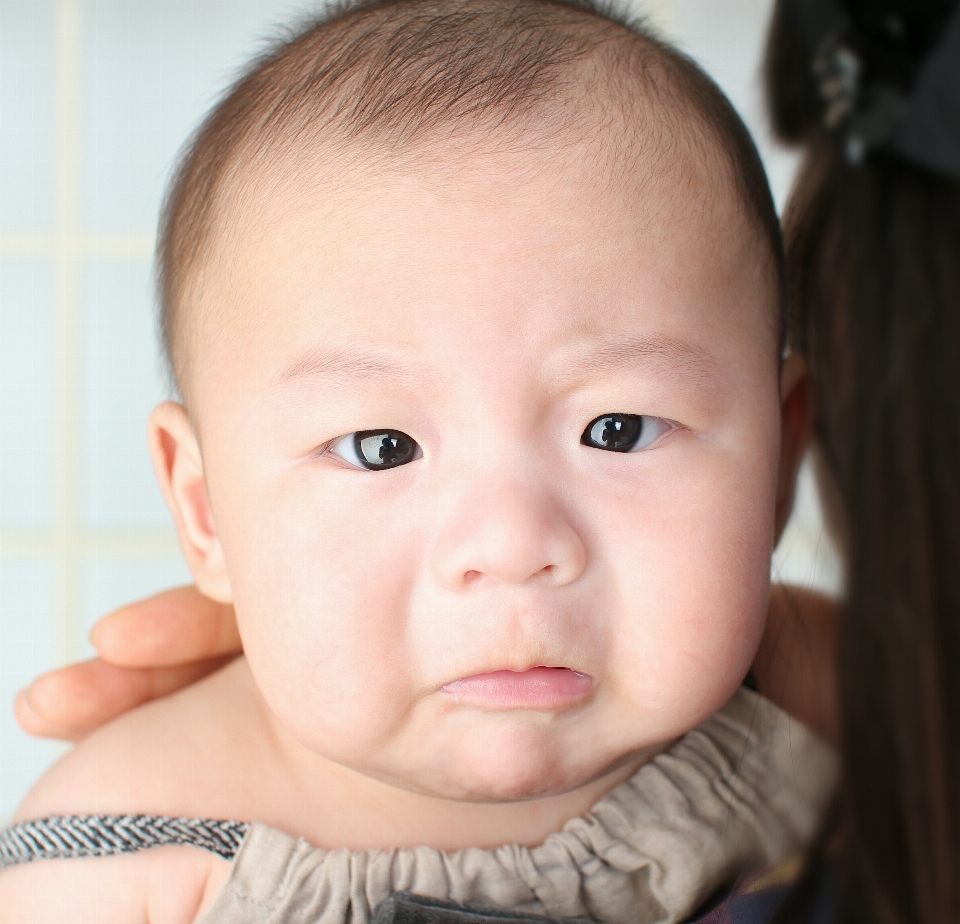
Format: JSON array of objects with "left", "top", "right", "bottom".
[{"left": 689, "top": 860, "right": 833, "bottom": 924}]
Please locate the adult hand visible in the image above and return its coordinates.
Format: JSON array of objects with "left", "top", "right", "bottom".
[{"left": 15, "top": 586, "right": 241, "bottom": 741}]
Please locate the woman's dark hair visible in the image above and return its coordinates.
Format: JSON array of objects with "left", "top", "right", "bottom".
[{"left": 765, "top": 1, "right": 960, "bottom": 922}]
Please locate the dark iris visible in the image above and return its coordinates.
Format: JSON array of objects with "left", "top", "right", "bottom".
[
  {"left": 354, "top": 430, "right": 418, "bottom": 470},
  {"left": 581, "top": 414, "right": 643, "bottom": 452}
]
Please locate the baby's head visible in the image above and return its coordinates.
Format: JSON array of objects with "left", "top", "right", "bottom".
[{"left": 150, "top": 0, "right": 805, "bottom": 803}]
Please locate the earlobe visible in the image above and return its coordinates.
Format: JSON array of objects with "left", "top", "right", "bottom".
[
  {"left": 148, "top": 401, "right": 233, "bottom": 603},
  {"left": 774, "top": 355, "right": 816, "bottom": 543}
]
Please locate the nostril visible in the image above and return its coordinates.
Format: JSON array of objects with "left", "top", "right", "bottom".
[{"left": 464, "top": 570, "right": 482, "bottom": 584}]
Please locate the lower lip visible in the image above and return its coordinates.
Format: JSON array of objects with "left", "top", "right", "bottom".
[{"left": 441, "top": 667, "right": 593, "bottom": 709}]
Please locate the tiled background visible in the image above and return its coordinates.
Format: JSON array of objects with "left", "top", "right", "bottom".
[{"left": 0, "top": 0, "right": 841, "bottom": 822}]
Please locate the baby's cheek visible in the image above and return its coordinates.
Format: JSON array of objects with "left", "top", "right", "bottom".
[
  {"left": 221, "top": 485, "right": 425, "bottom": 761},
  {"left": 604, "top": 455, "right": 773, "bottom": 738}
]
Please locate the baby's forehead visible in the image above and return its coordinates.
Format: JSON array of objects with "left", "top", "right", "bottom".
[
  {"left": 191, "top": 135, "right": 774, "bottom": 400},
  {"left": 177, "top": 133, "right": 772, "bottom": 422}
]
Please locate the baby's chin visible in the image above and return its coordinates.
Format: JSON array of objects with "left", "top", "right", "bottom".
[
  {"left": 439, "top": 753, "right": 587, "bottom": 803},
  {"left": 384, "top": 722, "right": 650, "bottom": 804}
]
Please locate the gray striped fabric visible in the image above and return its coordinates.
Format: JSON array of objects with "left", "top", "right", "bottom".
[{"left": 0, "top": 815, "right": 249, "bottom": 867}]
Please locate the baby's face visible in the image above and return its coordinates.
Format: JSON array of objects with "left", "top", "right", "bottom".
[{"left": 173, "top": 139, "right": 783, "bottom": 802}]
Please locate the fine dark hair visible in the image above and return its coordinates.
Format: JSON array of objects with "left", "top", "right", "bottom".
[
  {"left": 156, "top": 0, "right": 782, "bottom": 392},
  {"left": 766, "top": 1, "right": 960, "bottom": 921}
]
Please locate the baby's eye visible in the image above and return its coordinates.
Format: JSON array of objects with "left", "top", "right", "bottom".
[
  {"left": 330, "top": 429, "right": 422, "bottom": 470},
  {"left": 580, "top": 414, "right": 670, "bottom": 453}
]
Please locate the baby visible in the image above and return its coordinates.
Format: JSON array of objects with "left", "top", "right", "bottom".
[{"left": 0, "top": 1, "right": 836, "bottom": 922}]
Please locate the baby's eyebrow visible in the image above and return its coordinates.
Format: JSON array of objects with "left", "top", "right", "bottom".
[
  {"left": 562, "top": 335, "right": 720, "bottom": 383},
  {"left": 276, "top": 345, "right": 413, "bottom": 385},
  {"left": 275, "top": 336, "right": 718, "bottom": 388}
]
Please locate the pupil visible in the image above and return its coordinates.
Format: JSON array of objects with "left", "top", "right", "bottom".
[
  {"left": 379, "top": 436, "right": 402, "bottom": 465},
  {"left": 583, "top": 414, "right": 642, "bottom": 452},
  {"left": 356, "top": 430, "right": 413, "bottom": 469},
  {"left": 601, "top": 419, "right": 623, "bottom": 446}
]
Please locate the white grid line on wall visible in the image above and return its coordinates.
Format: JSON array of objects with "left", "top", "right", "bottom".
[
  {"left": 1, "top": 533, "right": 181, "bottom": 557},
  {"left": 0, "top": 232, "right": 154, "bottom": 258},
  {"left": 52, "top": 0, "right": 85, "bottom": 666}
]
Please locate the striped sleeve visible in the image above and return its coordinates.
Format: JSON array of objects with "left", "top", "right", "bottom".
[{"left": 0, "top": 815, "right": 249, "bottom": 867}]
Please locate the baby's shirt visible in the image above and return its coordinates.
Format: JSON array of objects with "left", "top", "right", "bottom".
[{"left": 0, "top": 688, "right": 837, "bottom": 924}]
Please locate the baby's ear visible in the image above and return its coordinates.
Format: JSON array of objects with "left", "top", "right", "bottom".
[
  {"left": 148, "top": 401, "right": 232, "bottom": 603},
  {"left": 775, "top": 355, "right": 816, "bottom": 543}
]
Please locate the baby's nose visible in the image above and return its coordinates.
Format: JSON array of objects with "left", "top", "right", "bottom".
[{"left": 430, "top": 478, "right": 587, "bottom": 590}]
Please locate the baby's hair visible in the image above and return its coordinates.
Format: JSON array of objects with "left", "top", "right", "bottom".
[{"left": 158, "top": 0, "right": 783, "bottom": 394}]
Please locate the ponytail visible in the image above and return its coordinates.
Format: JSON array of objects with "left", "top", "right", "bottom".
[{"left": 766, "top": 2, "right": 960, "bottom": 921}]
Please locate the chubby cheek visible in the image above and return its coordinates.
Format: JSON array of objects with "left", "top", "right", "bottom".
[
  {"left": 601, "top": 437, "right": 777, "bottom": 741},
  {"left": 210, "top": 462, "right": 427, "bottom": 762}
]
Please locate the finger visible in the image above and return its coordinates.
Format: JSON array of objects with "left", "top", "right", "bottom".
[
  {"left": 15, "top": 686, "right": 87, "bottom": 742},
  {"left": 17, "top": 659, "right": 144, "bottom": 741},
  {"left": 90, "top": 585, "right": 241, "bottom": 668},
  {"left": 16, "top": 655, "right": 236, "bottom": 741}
]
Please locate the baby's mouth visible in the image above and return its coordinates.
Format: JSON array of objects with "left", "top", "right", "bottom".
[{"left": 441, "top": 667, "right": 593, "bottom": 710}]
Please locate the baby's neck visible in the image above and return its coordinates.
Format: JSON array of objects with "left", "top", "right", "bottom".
[{"left": 232, "top": 660, "right": 654, "bottom": 851}]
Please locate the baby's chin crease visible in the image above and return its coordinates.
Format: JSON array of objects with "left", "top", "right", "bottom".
[
  {"left": 315, "top": 735, "right": 656, "bottom": 808},
  {"left": 448, "top": 748, "right": 657, "bottom": 804}
]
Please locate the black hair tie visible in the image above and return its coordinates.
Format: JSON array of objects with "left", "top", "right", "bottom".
[{"left": 786, "top": 0, "right": 960, "bottom": 179}]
